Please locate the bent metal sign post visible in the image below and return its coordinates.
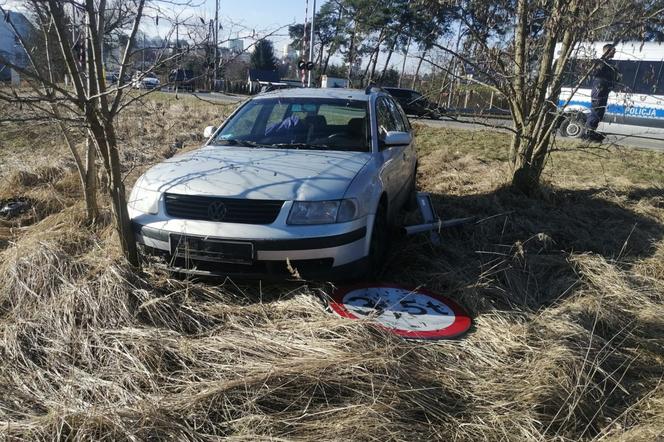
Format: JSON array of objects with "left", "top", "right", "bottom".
[{"left": 329, "top": 284, "right": 472, "bottom": 339}]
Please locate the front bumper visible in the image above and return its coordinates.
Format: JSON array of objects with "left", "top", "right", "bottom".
[{"left": 132, "top": 217, "right": 372, "bottom": 280}]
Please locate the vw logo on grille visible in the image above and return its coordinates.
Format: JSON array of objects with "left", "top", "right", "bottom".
[{"left": 207, "top": 201, "right": 227, "bottom": 221}]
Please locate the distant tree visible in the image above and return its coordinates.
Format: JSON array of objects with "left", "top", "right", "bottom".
[
  {"left": 380, "top": 67, "right": 399, "bottom": 86},
  {"left": 326, "top": 63, "right": 348, "bottom": 78},
  {"left": 250, "top": 39, "right": 277, "bottom": 71},
  {"left": 289, "top": 1, "right": 348, "bottom": 77}
]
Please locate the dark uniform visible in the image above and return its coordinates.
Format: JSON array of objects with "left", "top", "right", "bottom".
[{"left": 586, "top": 58, "right": 618, "bottom": 132}]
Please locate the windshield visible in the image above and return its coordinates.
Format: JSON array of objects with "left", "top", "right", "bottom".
[{"left": 212, "top": 97, "right": 370, "bottom": 152}]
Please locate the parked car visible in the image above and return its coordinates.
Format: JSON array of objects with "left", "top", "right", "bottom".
[
  {"left": 555, "top": 41, "right": 664, "bottom": 139},
  {"left": 128, "top": 87, "right": 418, "bottom": 280},
  {"left": 132, "top": 72, "right": 161, "bottom": 90},
  {"left": 384, "top": 87, "right": 443, "bottom": 119},
  {"left": 106, "top": 71, "right": 130, "bottom": 85}
]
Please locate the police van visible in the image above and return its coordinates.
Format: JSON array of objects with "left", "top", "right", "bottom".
[{"left": 556, "top": 41, "right": 664, "bottom": 140}]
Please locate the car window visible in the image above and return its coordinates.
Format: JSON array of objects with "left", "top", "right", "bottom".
[
  {"left": 318, "top": 104, "right": 364, "bottom": 125},
  {"left": 386, "top": 89, "right": 409, "bottom": 98},
  {"left": 560, "top": 59, "right": 594, "bottom": 89},
  {"left": 410, "top": 91, "right": 422, "bottom": 102},
  {"left": 393, "top": 100, "right": 411, "bottom": 131},
  {"left": 213, "top": 97, "right": 370, "bottom": 152},
  {"left": 218, "top": 102, "right": 263, "bottom": 139},
  {"left": 634, "top": 61, "right": 663, "bottom": 95},
  {"left": 376, "top": 97, "right": 400, "bottom": 134},
  {"left": 266, "top": 102, "right": 289, "bottom": 127},
  {"left": 615, "top": 60, "right": 638, "bottom": 92},
  {"left": 385, "top": 98, "right": 408, "bottom": 132}
]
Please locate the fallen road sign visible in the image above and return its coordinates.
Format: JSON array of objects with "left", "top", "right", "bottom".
[{"left": 329, "top": 283, "right": 472, "bottom": 340}]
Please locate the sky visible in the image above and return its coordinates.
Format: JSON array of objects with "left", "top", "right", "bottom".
[
  {"left": 161, "top": 0, "right": 304, "bottom": 51},
  {"left": 145, "top": 0, "right": 423, "bottom": 71},
  {"left": 1, "top": 0, "right": 428, "bottom": 73}
]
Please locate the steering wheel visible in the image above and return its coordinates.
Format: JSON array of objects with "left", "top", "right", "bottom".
[{"left": 327, "top": 133, "right": 349, "bottom": 141}]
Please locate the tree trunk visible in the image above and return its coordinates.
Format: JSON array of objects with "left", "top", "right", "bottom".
[
  {"left": 411, "top": 51, "right": 426, "bottom": 89},
  {"left": 380, "top": 38, "right": 396, "bottom": 80},
  {"left": 368, "top": 36, "right": 382, "bottom": 83},
  {"left": 84, "top": 137, "right": 99, "bottom": 222},
  {"left": 362, "top": 52, "right": 373, "bottom": 83},
  {"left": 398, "top": 37, "right": 410, "bottom": 87},
  {"left": 323, "top": 7, "right": 343, "bottom": 76},
  {"left": 322, "top": 48, "right": 333, "bottom": 76},
  {"left": 83, "top": 6, "right": 99, "bottom": 223},
  {"left": 347, "top": 23, "right": 356, "bottom": 86},
  {"left": 90, "top": 119, "right": 139, "bottom": 266},
  {"left": 85, "top": 0, "right": 139, "bottom": 266}
]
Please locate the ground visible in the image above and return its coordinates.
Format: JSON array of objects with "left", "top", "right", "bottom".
[{"left": 0, "top": 92, "right": 663, "bottom": 441}]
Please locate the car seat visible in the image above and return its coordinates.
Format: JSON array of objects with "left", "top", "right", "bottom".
[{"left": 305, "top": 115, "right": 328, "bottom": 142}]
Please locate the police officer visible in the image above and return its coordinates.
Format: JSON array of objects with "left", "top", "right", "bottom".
[{"left": 584, "top": 44, "right": 617, "bottom": 141}]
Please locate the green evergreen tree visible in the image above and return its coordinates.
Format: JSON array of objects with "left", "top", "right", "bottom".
[{"left": 250, "top": 39, "right": 277, "bottom": 71}]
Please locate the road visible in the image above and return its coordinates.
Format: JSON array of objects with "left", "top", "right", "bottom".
[
  {"left": 188, "top": 91, "right": 664, "bottom": 152},
  {"left": 413, "top": 116, "right": 664, "bottom": 152}
]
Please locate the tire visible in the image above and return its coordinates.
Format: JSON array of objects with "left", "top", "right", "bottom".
[
  {"left": 404, "top": 168, "right": 418, "bottom": 212},
  {"left": 427, "top": 107, "right": 443, "bottom": 120},
  {"left": 558, "top": 113, "right": 586, "bottom": 138},
  {"left": 367, "top": 203, "right": 389, "bottom": 278}
]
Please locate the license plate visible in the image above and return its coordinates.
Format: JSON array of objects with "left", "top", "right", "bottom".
[{"left": 170, "top": 234, "right": 254, "bottom": 264}]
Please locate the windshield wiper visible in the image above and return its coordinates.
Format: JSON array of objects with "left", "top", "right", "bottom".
[
  {"left": 267, "top": 143, "right": 333, "bottom": 150},
  {"left": 215, "top": 139, "right": 263, "bottom": 147}
]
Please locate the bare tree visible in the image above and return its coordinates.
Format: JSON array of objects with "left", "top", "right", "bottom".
[{"left": 0, "top": 0, "right": 172, "bottom": 266}]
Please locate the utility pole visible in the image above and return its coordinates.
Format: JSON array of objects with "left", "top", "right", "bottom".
[
  {"left": 307, "top": 0, "right": 316, "bottom": 87},
  {"left": 301, "top": 0, "right": 309, "bottom": 87},
  {"left": 306, "top": 0, "right": 316, "bottom": 87},
  {"left": 214, "top": 0, "right": 219, "bottom": 89}
]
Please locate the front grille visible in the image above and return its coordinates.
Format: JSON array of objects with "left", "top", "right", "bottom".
[{"left": 164, "top": 193, "right": 284, "bottom": 224}]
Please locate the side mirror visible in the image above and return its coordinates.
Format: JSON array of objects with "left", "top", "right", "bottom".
[
  {"left": 203, "top": 126, "right": 216, "bottom": 139},
  {"left": 382, "top": 131, "right": 412, "bottom": 147}
]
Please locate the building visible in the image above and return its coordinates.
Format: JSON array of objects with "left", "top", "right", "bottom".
[
  {"left": 282, "top": 44, "right": 296, "bottom": 60},
  {"left": 228, "top": 38, "right": 244, "bottom": 54},
  {"left": 0, "top": 10, "right": 33, "bottom": 82}
]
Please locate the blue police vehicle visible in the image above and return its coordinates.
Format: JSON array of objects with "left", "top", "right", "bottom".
[{"left": 556, "top": 41, "right": 664, "bottom": 140}]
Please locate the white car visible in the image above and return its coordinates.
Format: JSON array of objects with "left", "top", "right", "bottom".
[
  {"left": 133, "top": 73, "right": 161, "bottom": 90},
  {"left": 128, "top": 87, "right": 417, "bottom": 279}
]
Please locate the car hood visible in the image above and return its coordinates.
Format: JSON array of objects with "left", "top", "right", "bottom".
[{"left": 138, "top": 146, "right": 371, "bottom": 201}]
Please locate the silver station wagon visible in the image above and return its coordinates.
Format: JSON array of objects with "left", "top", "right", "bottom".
[{"left": 128, "top": 87, "right": 417, "bottom": 279}]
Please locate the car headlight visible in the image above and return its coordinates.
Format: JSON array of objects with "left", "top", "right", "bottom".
[
  {"left": 287, "top": 199, "right": 359, "bottom": 225},
  {"left": 128, "top": 185, "right": 160, "bottom": 215}
]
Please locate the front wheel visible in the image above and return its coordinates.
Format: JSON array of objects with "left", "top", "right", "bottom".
[
  {"left": 366, "top": 204, "right": 389, "bottom": 279},
  {"left": 558, "top": 113, "right": 586, "bottom": 138}
]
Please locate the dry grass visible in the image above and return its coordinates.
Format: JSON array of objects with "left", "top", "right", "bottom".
[{"left": 0, "top": 95, "right": 663, "bottom": 441}]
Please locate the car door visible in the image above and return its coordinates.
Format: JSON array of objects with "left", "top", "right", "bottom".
[
  {"left": 375, "top": 96, "right": 405, "bottom": 212},
  {"left": 385, "top": 97, "right": 415, "bottom": 207},
  {"left": 409, "top": 91, "right": 427, "bottom": 115}
]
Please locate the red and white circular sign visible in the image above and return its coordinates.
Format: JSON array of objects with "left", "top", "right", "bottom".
[{"left": 329, "top": 284, "right": 471, "bottom": 339}]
